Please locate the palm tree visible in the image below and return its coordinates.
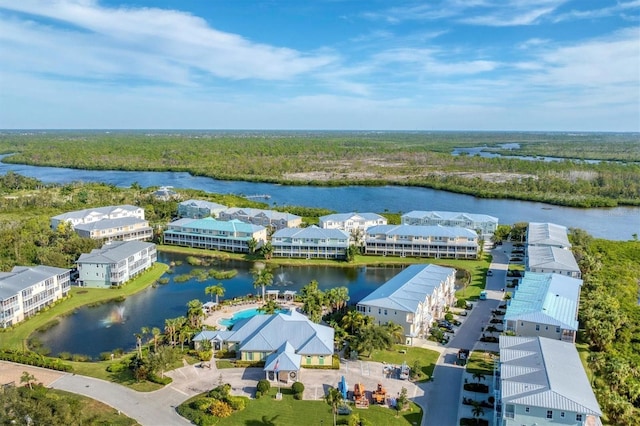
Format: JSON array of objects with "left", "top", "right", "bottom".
[
  {"left": 187, "top": 299, "right": 204, "bottom": 329},
  {"left": 324, "top": 386, "right": 343, "bottom": 426},
  {"left": 252, "top": 268, "right": 273, "bottom": 302},
  {"left": 205, "top": 283, "right": 225, "bottom": 305},
  {"left": 334, "top": 286, "right": 349, "bottom": 312},
  {"left": 134, "top": 332, "right": 143, "bottom": 358},
  {"left": 247, "top": 237, "right": 258, "bottom": 254},
  {"left": 164, "top": 317, "right": 179, "bottom": 347},
  {"left": 257, "top": 299, "right": 280, "bottom": 314},
  {"left": 151, "top": 327, "right": 161, "bottom": 352},
  {"left": 384, "top": 321, "right": 405, "bottom": 344},
  {"left": 473, "top": 372, "right": 486, "bottom": 384},
  {"left": 341, "top": 310, "right": 365, "bottom": 335}
]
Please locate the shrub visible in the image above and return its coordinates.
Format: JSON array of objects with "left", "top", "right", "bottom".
[
  {"left": 106, "top": 361, "right": 128, "bottom": 373},
  {"left": 207, "top": 383, "right": 231, "bottom": 400},
  {"left": 456, "top": 299, "right": 467, "bottom": 308},
  {"left": 291, "top": 381, "right": 305, "bottom": 394},
  {"left": 191, "top": 397, "right": 215, "bottom": 411},
  {"left": 149, "top": 373, "right": 172, "bottom": 385},
  {"left": 226, "top": 396, "right": 247, "bottom": 411},
  {"left": 208, "top": 400, "right": 233, "bottom": 418},
  {"left": 58, "top": 352, "right": 72, "bottom": 360},
  {"left": 463, "top": 383, "right": 489, "bottom": 393},
  {"left": 256, "top": 379, "right": 271, "bottom": 396},
  {"left": 444, "top": 312, "right": 454, "bottom": 322}
]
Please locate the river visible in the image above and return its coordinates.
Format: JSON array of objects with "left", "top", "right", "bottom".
[{"left": 0, "top": 156, "right": 638, "bottom": 240}]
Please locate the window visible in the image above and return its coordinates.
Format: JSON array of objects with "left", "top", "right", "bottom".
[
  {"left": 535, "top": 324, "right": 540, "bottom": 331},
  {"left": 525, "top": 407, "right": 530, "bottom": 413},
  {"left": 556, "top": 326, "right": 561, "bottom": 333},
  {"left": 546, "top": 410, "right": 553, "bottom": 419},
  {"left": 560, "top": 412, "right": 565, "bottom": 418},
  {"left": 384, "top": 310, "right": 387, "bottom": 315},
  {"left": 576, "top": 414, "right": 583, "bottom": 421}
]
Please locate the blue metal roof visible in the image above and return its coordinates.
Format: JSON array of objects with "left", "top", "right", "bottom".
[{"left": 366, "top": 224, "right": 477, "bottom": 239}]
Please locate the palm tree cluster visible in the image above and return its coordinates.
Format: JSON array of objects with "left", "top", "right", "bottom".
[
  {"left": 298, "top": 280, "right": 350, "bottom": 323},
  {"left": 336, "top": 310, "right": 404, "bottom": 358}
]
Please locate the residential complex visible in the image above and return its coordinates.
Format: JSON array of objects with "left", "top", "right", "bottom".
[
  {"left": 51, "top": 205, "right": 152, "bottom": 242},
  {"left": 193, "top": 310, "right": 334, "bottom": 383},
  {"left": 364, "top": 224, "right": 479, "bottom": 259},
  {"left": 177, "top": 199, "right": 227, "bottom": 219},
  {"left": 356, "top": 264, "right": 456, "bottom": 345},
  {"left": 218, "top": 207, "right": 302, "bottom": 230},
  {"left": 496, "top": 336, "right": 602, "bottom": 426},
  {"left": 271, "top": 226, "right": 350, "bottom": 259},
  {"left": 526, "top": 246, "right": 581, "bottom": 278},
  {"left": 76, "top": 241, "right": 157, "bottom": 288},
  {"left": 319, "top": 212, "right": 387, "bottom": 232},
  {"left": 163, "top": 217, "right": 267, "bottom": 253},
  {"left": 503, "top": 272, "right": 582, "bottom": 343},
  {"left": 527, "top": 222, "right": 572, "bottom": 249},
  {"left": 0, "top": 265, "right": 71, "bottom": 328},
  {"left": 401, "top": 211, "right": 498, "bottom": 235}
]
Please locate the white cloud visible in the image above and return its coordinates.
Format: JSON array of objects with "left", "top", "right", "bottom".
[
  {"left": 0, "top": 0, "right": 337, "bottom": 83},
  {"left": 553, "top": 1, "right": 640, "bottom": 23}
]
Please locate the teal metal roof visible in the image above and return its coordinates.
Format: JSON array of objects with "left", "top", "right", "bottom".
[{"left": 504, "top": 273, "right": 582, "bottom": 330}]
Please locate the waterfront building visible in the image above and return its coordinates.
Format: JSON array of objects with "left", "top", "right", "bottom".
[
  {"left": 0, "top": 265, "right": 71, "bottom": 328},
  {"left": 527, "top": 222, "right": 572, "bottom": 249},
  {"left": 504, "top": 273, "right": 582, "bottom": 343},
  {"left": 356, "top": 264, "right": 456, "bottom": 345},
  {"left": 364, "top": 224, "right": 478, "bottom": 259},
  {"left": 218, "top": 207, "right": 302, "bottom": 230},
  {"left": 193, "top": 310, "right": 334, "bottom": 383},
  {"left": 496, "top": 336, "right": 602, "bottom": 426},
  {"left": 401, "top": 211, "right": 498, "bottom": 235},
  {"left": 177, "top": 199, "right": 227, "bottom": 219},
  {"left": 526, "top": 246, "right": 581, "bottom": 278},
  {"left": 50, "top": 205, "right": 152, "bottom": 242},
  {"left": 163, "top": 217, "right": 267, "bottom": 253},
  {"left": 319, "top": 212, "right": 387, "bottom": 232},
  {"left": 271, "top": 226, "right": 350, "bottom": 259},
  {"left": 76, "top": 241, "right": 157, "bottom": 288}
]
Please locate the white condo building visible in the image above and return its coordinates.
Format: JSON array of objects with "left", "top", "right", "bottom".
[{"left": 77, "top": 241, "right": 157, "bottom": 288}]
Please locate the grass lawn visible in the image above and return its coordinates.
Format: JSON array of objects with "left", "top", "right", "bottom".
[
  {"left": 466, "top": 350, "right": 498, "bottom": 376},
  {"left": 179, "top": 387, "right": 422, "bottom": 426},
  {"left": 0, "top": 263, "right": 169, "bottom": 351},
  {"left": 361, "top": 344, "right": 440, "bottom": 382}
]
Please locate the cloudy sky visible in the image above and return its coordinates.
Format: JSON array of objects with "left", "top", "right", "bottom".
[{"left": 0, "top": 0, "right": 638, "bottom": 131}]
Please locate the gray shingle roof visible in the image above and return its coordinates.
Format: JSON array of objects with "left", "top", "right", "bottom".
[
  {"left": 500, "top": 336, "right": 602, "bottom": 416},
  {"left": 77, "top": 241, "right": 155, "bottom": 265},
  {"left": 179, "top": 199, "right": 227, "bottom": 210},
  {"left": 0, "top": 265, "right": 70, "bottom": 299},
  {"left": 402, "top": 210, "right": 498, "bottom": 223},
  {"left": 52, "top": 204, "right": 142, "bottom": 221},
  {"left": 358, "top": 264, "right": 455, "bottom": 313},
  {"left": 222, "top": 207, "right": 300, "bottom": 222},
  {"left": 272, "top": 226, "right": 350, "bottom": 241},
  {"left": 74, "top": 216, "right": 149, "bottom": 232}
]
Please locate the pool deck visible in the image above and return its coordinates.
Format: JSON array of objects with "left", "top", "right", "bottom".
[{"left": 202, "top": 300, "right": 301, "bottom": 330}]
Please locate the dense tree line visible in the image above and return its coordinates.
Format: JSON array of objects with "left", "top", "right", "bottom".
[
  {"left": 570, "top": 230, "right": 640, "bottom": 424},
  {"left": 1, "top": 132, "right": 638, "bottom": 207}
]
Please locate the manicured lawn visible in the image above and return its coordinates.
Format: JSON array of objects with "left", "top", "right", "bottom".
[
  {"left": 466, "top": 350, "right": 498, "bottom": 376},
  {"left": 361, "top": 345, "right": 440, "bottom": 382},
  {"left": 0, "top": 263, "right": 169, "bottom": 351},
  {"left": 179, "top": 387, "right": 422, "bottom": 426}
]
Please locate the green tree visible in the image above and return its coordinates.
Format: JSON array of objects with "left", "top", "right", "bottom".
[
  {"left": 186, "top": 299, "right": 205, "bottom": 329},
  {"left": 205, "top": 283, "right": 225, "bottom": 305},
  {"left": 20, "top": 371, "right": 37, "bottom": 390},
  {"left": 324, "top": 386, "right": 343, "bottom": 426},
  {"left": 247, "top": 237, "right": 258, "bottom": 254},
  {"left": 252, "top": 268, "right": 273, "bottom": 302}
]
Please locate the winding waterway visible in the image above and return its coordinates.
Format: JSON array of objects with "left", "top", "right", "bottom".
[{"left": 0, "top": 156, "right": 638, "bottom": 240}]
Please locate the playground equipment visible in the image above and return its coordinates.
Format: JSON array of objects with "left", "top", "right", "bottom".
[
  {"left": 372, "top": 383, "right": 387, "bottom": 404},
  {"left": 353, "top": 383, "right": 369, "bottom": 408}
]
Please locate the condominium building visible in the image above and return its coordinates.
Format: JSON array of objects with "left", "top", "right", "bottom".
[
  {"left": 401, "top": 211, "right": 498, "bottom": 235},
  {"left": 319, "top": 212, "right": 387, "bottom": 232},
  {"left": 76, "top": 241, "right": 157, "bottom": 288},
  {"left": 51, "top": 205, "right": 152, "bottom": 242},
  {"left": 271, "top": 226, "right": 350, "bottom": 259},
  {"left": 527, "top": 222, "right": 572, "bottom": 249},
  {"left": 218, "top": 207, "right": 302, "bottom": 230},
  {"left": 163, "top": 217, "right": 267, "bottom": 253},
  {"left": 504, "top": 272, "right": 582, "bottom": 343},
  {"left": 356, "top": 264, "right": 456, "bottom": 345},
  {"left": 526, "top": 246, "right": 581, "bottom": 278},
  {"left": 0, "top": 265, "right": 71, "bottom": 328},
  {"left": 177, "top": 199, "right": 227, "bottom": 219},
  {"left": 364, "top": 224, "right": 479, "bottom": 259}
]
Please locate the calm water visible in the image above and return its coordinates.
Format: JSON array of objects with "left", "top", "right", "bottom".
[
  {"left": 0, "top": 155, "right": 638, "bottom": 240},
  {"left": 36, "top": 252, "right": 402, "bottom": 359}
]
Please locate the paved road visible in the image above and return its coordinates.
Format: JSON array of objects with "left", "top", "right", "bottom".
[{"left": 421, "top": 246, "right": 508, "bottom": 426}]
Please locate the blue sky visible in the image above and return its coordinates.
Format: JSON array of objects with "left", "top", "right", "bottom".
[{"left": 0, "top": 0, "right": 638, "bottom": 131}]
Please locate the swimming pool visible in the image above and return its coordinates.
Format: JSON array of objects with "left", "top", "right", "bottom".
[{"left": 219, "top": 307, "right": 288, "bottom": 329}]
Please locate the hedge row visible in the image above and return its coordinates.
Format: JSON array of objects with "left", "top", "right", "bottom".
[{"left": 0, "top": 349, "right": 73, "bottom": 372}]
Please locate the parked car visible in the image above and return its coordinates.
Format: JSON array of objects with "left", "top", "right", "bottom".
[{"left": 487, "top": 270, "right": 493, "bottom": 276}]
